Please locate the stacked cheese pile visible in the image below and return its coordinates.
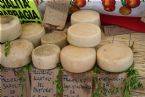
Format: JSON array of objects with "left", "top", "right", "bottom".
[{"left": 60, "top": 10, "right": 101, "bottom": 73}]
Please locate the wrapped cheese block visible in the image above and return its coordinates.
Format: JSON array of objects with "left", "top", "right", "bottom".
[
  {"left": 1, "top": 39, "right": 34, "bottom": 68},
  {"left": 20, "top": 23, "right": 45, "bottom": 47},
  {"left": 32, "top": 44, "right": 60, "bottom": 69},
  {"left": 67, "top": 23, "right": 101, "bottom": 48},
  {"left": 71, "top": 10, "right": 100, "bottom": 26},
  {"left": 41, "top": 31, "right": 67, "bottom": 48},
  {"left": 97, "top": 44, "right": 133, "bottom": 72},
  {"left": 0, "top": 15, "right": 22, "bottom": 43},
  {"left": 60, "top": 45, "right": 96, "bottom": 73}
]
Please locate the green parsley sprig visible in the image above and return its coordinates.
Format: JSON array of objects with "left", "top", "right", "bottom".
[{"left": 4, "top": 41, "right": 11, "bottom": 57}]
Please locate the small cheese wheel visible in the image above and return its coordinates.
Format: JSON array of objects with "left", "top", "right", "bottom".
[
  {"left": 71, "top": 10, "right": 100, "bottom": 26},
  {"left": 1, "top": 39, "right": 34, "bottom": 68},
  {"left": 0, "top": 15, "right": 22, "bottom": 43},
  {"left": 20, "top": 23, "right": 45, "bottom": 47},
  {"left": 67, "top": 23, "right": 101, "bottom": 47},
  {"left": 97, "top": 44, "right": 133, "bottom": 72},
  {"left": 32, "top": 44, "right": 60, "bottom": 69},
  {"left": 41, "top": 31, "right": 67, "bottom": 48},
  {"left": 60, "top": 45, "right": 96, "bottom": 73}
]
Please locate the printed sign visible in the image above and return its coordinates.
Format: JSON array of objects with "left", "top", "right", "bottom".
[
  {"left": 31, "top": 68, "right": 58, "bottom": 97},
  {"left": 0, "top": 0, "right": 42, "bottom": 23}
]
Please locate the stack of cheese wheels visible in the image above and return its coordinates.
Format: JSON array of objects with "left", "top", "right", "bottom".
[
  {"left": 67, "top": 23, "right": 101, "bottom": 47},
  {"left": 1, "top": 39, "right": 34, "bottom": 68},
  {"left": 71, "top": 10, "right": 100, "bottom": 26},
  {"left": 32, "top": 44, "right": 60, "bottom": 69},
  {"left": 0, "top": 15, "right": 22, "bottom": 43},
  {"left": 20, "top": 23, "right": 45, "bottom": 47},
  {"left": 60, "top": 45, "right": 96, "bottom": 73},
  {"left": 41, "top": 31, "right": 67, "bottom": 48},
  {"left": 97, "top": 44, "right": 133, "bottom": 72}
]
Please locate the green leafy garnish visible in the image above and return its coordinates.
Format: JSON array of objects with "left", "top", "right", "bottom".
[
  {"left": 123, "top": 65, "right": 143, "bottom": 97},
  {"left": 55, "top": 64, "right": 64, "bottom": 97},
  {"left": 14, "top": 63, "right": 33, "bottom": 97},
  {"left": 4, "top": 41, "right": 11, "bottom": 56}
]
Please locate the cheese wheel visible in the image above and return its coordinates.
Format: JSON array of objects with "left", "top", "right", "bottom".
[
  {"left": 1, "top": 39, "right": 34, "bottom": 68},
  {"left": 97, "top": 44, "right": 133, "bottom": 72},
  {"left": 20, "top": 23, "right": 45, "bottom": 47},
  {"left": 32, "top": 44, "right": 60, "bottom": 69},
  {"left": 71, "top": 10, "right": 100, "bottom": 26},
  {"left": 60, "top": 45, "right": 96, "bottom": 73},
  {"left": 67, "top": 23, "right": 101, "bottom": 47},
  {"left": 41, "top": 31, "right": 67, "bottom": 48},
  {"left": 0, "top": 15, "right": 22, "bottom": 43}
]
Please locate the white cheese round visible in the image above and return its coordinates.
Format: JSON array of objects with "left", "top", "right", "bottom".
[
  {"left": 67, "top": 23, "right": 101, "bottom": 48},
  {"left": 71, "top": 10, "right": 100, "bottom": 26},
  {"left": 41, "top": 31, "right": 67, "bottom": 48},
  {"left": 97, "top": 44, "right": 133, "bottom": 72},
  {"left": 0, "top": 15, "right": 22, "bottom": 43},
  {"left": 1, "top": 39, "right": 34, "bottom": 68},
  {"left": 60, "top": 45, "right": 96, "bottom": 73},
  {"left": 20, "top": 23, "right": 45, "bottom": 47},
  {"left": 32, "top": 44, "right": 60, "bottom": 69}
]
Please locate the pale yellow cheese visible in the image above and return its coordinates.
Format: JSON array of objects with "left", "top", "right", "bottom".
[
  {"left": 41, "top": 31, "right": 67, "bottom": 48},
  {"left": 67, "top": 23, "right": 101, "bottom": 47},
  {"left": 1, "top": 39, "right": 34, "bottom": 68},
  {"left": 71, "top": 10, "right": 100, "bottom": 26},
  {"left": 97, "top": 44, "right": 133, "bottom": 72},
  {"left": 20, "top": 23, "right": 45, "bottom": 47},
  {"left": 60, "top": 45, "right": 96, "bottom": 73},
  {"left": 0, "top": 15, "right": 22, "bottom": 43},
  {"left": 32, "top": 44, "right": 60, "bottom": 69}
]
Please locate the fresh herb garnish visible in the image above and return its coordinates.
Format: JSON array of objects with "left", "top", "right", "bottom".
[
  {"left": 55, "top": 64, "right": 64, "bottom": 97},
  {"left": 4, "top": 41, "right": 11, "bottom": 56},
  {"left": 123, "top": 65, "right": 143, "bottom": 97}
]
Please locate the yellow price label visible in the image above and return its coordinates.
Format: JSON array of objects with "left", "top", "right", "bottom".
[{"left": 0, "top": 0, "right": 42, "bottom": 23}]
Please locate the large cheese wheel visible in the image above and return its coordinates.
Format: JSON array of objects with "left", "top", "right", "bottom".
[
  {"left": 71, "top": 10, "right": 100, "bottom": 26},
  {"left": 32, "top": 44, "right": 60, "bottom": 69},
  {"left": 60, "top": 45, "right": 96, "bottom": 73},
  {"left": 1, "top": 39, "right": 34, "bottom": 68},
  {"left": 20, "top": 23, "right": 45, "bottom": 47},
  {"left": 67, "top": 23, "right": 101, "bottom": 47},
  {"left": 41, "top": 31, "right": 67, "bottom": 48},
  {"left": 97, "top": 44, "right": 133, "bottom": 72},
  {"left": 0, "top": 15, "right": 22, "bottom": 43}
]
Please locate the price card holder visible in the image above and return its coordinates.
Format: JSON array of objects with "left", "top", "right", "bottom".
[
  {"left": 63, "top": 71, "right": 92, "bottom": 97},
  {"left": 1, "top": 68, "right": 30, "bottom": 97},
  {"left": 31, "top": 68, "right": 58, "bottom": 97}
]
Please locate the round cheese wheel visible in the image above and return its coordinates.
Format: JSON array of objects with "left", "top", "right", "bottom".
[
  {"left": 41, "top": 31, "right": 67, "bottom": 48},
  {"left": 32, "top": 44, "right": 60, "bottom": 69},
  {"left": 0, "top": 15, "right": 22, "bottom": 43},
  {"left": 97, "top": 44, "right": 133, "bottom": 72},
  {"left": 60, "top": 45, "right": 96, "bottom": 73},
  {"left": 1, "top": 39, "right": 34, "bottom": 68},
  {"left": 67, "top": 23, "right": 101, "bottom": 47},
  {"left": 20, "top": 23, "right": 45, "bottom": 47},
  {"left": 71, "top": 10, "right": 100, "bottom": 26}
]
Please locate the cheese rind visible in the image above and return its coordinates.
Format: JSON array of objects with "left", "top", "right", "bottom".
[
  {"left": 60, "top": 45, "right": 96, "bottom": 73},
  {"left": 71, "top": 10, "right": 100, "bottom": 26},
  {"left": 32, "top": 44, "right": 60, "bottom": 69},
  {"left": 0, "top": 15, "right": 22, "bottom": 43},
  {"left": 20, "top": 23, "right": 45, "bottom": 47},
  {"left": 67, "top": 23, "right": 101, "bottom": 47},
  {"left": 41, "top": 31, "right": 67, "bottom": 48},
  {"left": 97, "top": 44, "right": 133, "bottom": 72},
  {"left": 1, "top": 39, "right": 34, "bottom": 68}
]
